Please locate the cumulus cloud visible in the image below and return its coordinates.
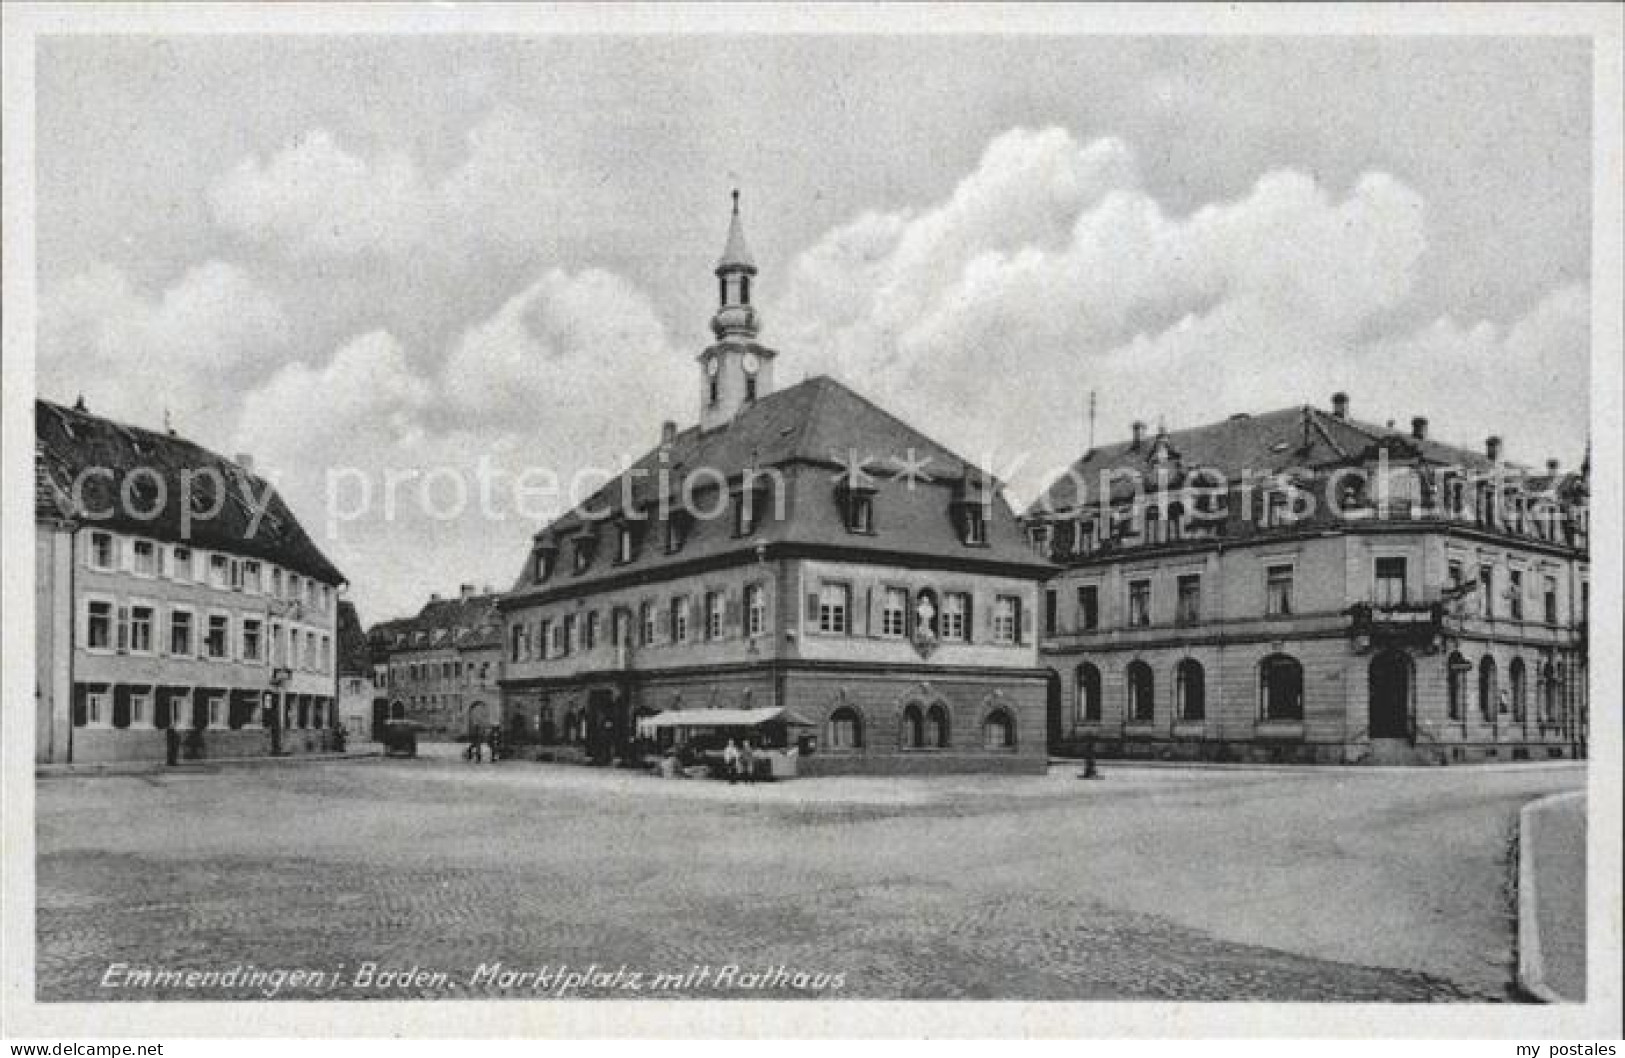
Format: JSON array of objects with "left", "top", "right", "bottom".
[
  {"left": 208, "top": 107, "right": 589, "bottom": 260},
  {"left": 770, "top": 126, "right": 1580, "bottom": 499},
  {"left": 37, "top": 260, "right": 289, "bottom": 440},
  {"left": 231, "top": 266, "right": 687, "bottom": 618}
]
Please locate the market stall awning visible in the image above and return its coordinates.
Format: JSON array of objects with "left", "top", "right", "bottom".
[{"left": 637, "top": 707, "right": 817, "bottom": 731}]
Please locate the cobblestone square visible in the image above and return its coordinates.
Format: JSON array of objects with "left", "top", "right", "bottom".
[{"left": 36, "top": 760, "right": 1584, "bottom": 1002}]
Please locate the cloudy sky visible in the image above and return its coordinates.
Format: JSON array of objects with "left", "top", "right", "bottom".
[{"left": 34, "top": 33, "right": 1592, "bottom": 623}]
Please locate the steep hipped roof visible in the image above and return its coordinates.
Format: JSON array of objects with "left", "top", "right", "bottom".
[
  {"left": 1028, "top": 404, "right": 1508, "bottom": 514},
  {"left": 509, "top": 374, "right": 1049, "bottom": 599},
  {"left": 35, "top": 399, "right": 344, "bottom": 584},
  {"left": 336, "top": 600, "right": 373, "bottom": 676},
  {"left": 369, "top": 593, "right": 503, "bottom": 655}
]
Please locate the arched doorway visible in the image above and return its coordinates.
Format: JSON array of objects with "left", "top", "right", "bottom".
[
  {"left": 466, "top": 701, "right": 489, "bottom": 737},
  {"left": 1044, "top": 668, "right": 1063, "bottom": 751},
  {"left": 1368, "top": 650, "right": 1411, "bottom": 739}
]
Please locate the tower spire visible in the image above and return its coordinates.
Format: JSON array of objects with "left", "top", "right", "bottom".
[
  {"left": 699, "top": 190, "right": 775, "bottom": 430},
  {"left": 711, "top": 189, "right": 759, "bottom": 340}
]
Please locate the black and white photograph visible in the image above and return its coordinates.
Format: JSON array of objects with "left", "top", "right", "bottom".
[{"left": 3, "top": 1, "right": 1620, "bottom": 1045}]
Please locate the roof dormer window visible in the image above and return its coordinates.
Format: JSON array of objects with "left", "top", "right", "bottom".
[
  {"left": 836, "top": 482, "right": 876, "bottom": 535},
  {"left": 532, "top": 539, "right": 559, "bottom": 583}
]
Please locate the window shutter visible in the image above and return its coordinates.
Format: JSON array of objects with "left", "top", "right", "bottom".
[
  {"left": 961, "top": 592, "right": 975, "bottom": 643},
  {"left": 982, "top": 596, "right": 995, "bottom": 641},
  {"left": 118, "top": 538, "right": 131, "bottom": 572},
  {"left": 116, "top": 606, "right": 129, "bottom": 653},
  {"left": 159, "top": 547, "right": 171, "bottom": 579},
  {"left": 723, "top": 593, "right": 741, "bottom": 638},
  {"left": 864, "top": 586, "right": 882, "bottom": 638},
  {"left": 806, "top": 592, "right": 820, "bottom": 626},
  {"left": 1016, "top": 597, "right": 1032, "bottom": 646},
  {"left": 690, "top": 597, "right": 703, "bottom": 636}
]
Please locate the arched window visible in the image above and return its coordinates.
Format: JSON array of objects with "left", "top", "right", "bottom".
[
  {"left": 1076, "top": 663, "right": 1102, "bottom": 724},
  {"left": 389, "top": 699, "right": 405, "bottom": 721},
  {"left": 1541, "top": 662, "right": 1559, "bottom": 723},
  {"left": 982, "top": 709, "right": 1015, "bottom": 750},
  {"left": 1259, "top": 654, "right": 1303, "bottom": 721},
  {"left": 1509, "top": 658, "right": 1527, "bottom": 722},
  {"left": 1175, "top": 659, "right": 1205, "bottom": 721},
  {"left": 828, "top": 706, "right": 864, "bottom": 750},
  {"left": 1127, "top": 661, "right": 1155, "bottom": 723},
  {"left": 926, "top": 703, "right": 951, "bottom": 748},
  {"left": 1447, "top": 652, "right": 1471, "bottom": 721},
  {"left": 901, "top": 704, "right": 925, "bottom": 750},
  {"left": 1478, "top": 657, "right": 1497, "bottom": 721}
]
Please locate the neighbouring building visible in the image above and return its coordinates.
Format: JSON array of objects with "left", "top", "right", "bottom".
[
  {"left": 369, "top": 585, "right": 503, "bottom": 740},
  {"left": 497, "top": 195, "right": 1055, "bottom": 775},
  {"left": 1023, "top": 396, "right": 1589, "bottom": 765},
  {"left": 35, "top": 398, "right": 346, "bottom": 764},
  {"left": 335, "top": 599, "right": 382, "bottom": 742}
]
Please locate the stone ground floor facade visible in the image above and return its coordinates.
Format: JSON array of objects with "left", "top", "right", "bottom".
[
  {"left": 62, "top": 684, "right": 338, "bottom": 763},
  {"left": 1045, "top": 633, "right": 1587, "bottom": 765},
  {"left": 501, "top": 661, "right": 1049, "bottom": 775}
]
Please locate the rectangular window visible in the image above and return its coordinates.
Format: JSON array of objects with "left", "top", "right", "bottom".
[
  {"left": 563, "top": 614, "right": 577, "bottom": 654},
  {"left": 1128, "top": 579, "right": 1152, "bottom": 627},
  {"left": 1044, "top": 588, "right": 1059, "bottom": 636},
  {"left": 208, "top": 694, "right": 224, "bottom": 729},
  {"left": 320, "top": 634, "right": 330, "bottom": 672},
  {"left": 242, "top": 618, "right": 263, "bottom": 661},
  {"left": 1544, "top": 576, "right": 1558, "bottom": 625},
  {"left": 964, "top": 509, "right": 987, "bottom": 546},
  {"left": 510, "top": 624, "right": 524, "bottom": 662},
  {"left": 612, "top": 609, "right": 630, "bottom": 647},
  {"left": 1508, "top": 570, "right": 1524, "bottom": 620},
  {"left": 89, "top": 532, "right": 115, "bottom": 570},
  {"left": 1077, "top": 585, "right": 1099, "bottom": 631},
  {"left": 585, "top": 611, "right": 599, "bottom": 650},
  {"left": 1448, "top": 560, "right": 1464, "bottom": 593},
  {"left": 242, "top": 560, "right": 262, "bottom": 593},
  {"left": 549, "top": 619, "right": 563, "bottom": 658},
  {"left": 640, "top": 602, "right": 655, "bottom": 646},
  {"left": 172, "top": 546, "right": 192, "bottom": 582},
  {"left": 705, "top": 592, "right": 724, "bottom": 641},
  {"left": 1265, "top": 565, "right": 1294, "bottom": 617},
  {"left": 618, "top": 526, "right": 635, "bottom": 564},
  {"left": 940, "top": 592, "right": 969, "bottom": 641},
  {"left": 170, "top": 610, "right": 193, "bottom": 656},
  {"left": 880, "top": 587, "right": 908, "bottom": 638},
  {"left": 130, "top": 605, "right": 155, "bottom": 653},
  {"left": 132, "top": 539, "right": 157, "bottom": 576},
  {"left": 86, "top": 600, "right": 113, "bottom": 650},
  {"left": 846, "top": 493, "right": 875, "bottom": 534},
  {"left": 205, "top": 614, "right": 230, "bottom": 659},
  {"left": 1176, "top": 574, "right": 1201, "bottom": 625},
  {"left": 79, "top": 686, "right": 109, "bottom": 727},
  {"left": 993, "top": 596, "right": 1019, "bottom": 644},
  {"left": 670, "top": 598, "right": 689, "bottom": 643},
  {"left": 130, "top": 690, "right": 151, "bottom": 727},
  {"left": 209, "top": 554, "right": 229, "bottom": 588},
  {"left": 817, "top": 583, "right": 849, "bottom": 635},
  {"left": 746, "top": 583, "right": 767, "bottom": 638},
  {"left": 1374, "top": 557, "right": 1407, "bottom": 606},
  {"left": 1479, "top": 565, "right": 1494, "bottom": 618}
]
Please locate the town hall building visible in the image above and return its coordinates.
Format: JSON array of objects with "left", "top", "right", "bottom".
[{"left": 497, "top": 196, "right": 1056, "bottom": 774}]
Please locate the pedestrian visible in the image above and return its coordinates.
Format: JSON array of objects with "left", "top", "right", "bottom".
[
  {"left": 487, "top": 723, "right": 503, "bottom": 763},
  {"left": 723, "top": 738, "right": 740, "bottom": 784},
  {"left": 467, "top": 726, "right": 483, "bottom": 763},
  {"left": 1079, "top": 735, "right": 1100, "bottom": 780},
  {"left": 739, "top": 739, "right": 756, "bottom": 784},
  {"left": 165, "top": 724, "right": 181, "bottom": 767}
]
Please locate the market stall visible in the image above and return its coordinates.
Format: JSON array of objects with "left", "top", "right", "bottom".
[{"left": 636, "top": 706, "right": 817, "bottom": 779}]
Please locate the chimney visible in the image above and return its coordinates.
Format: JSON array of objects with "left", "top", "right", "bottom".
[
  {"left": 459, "top": 583, "right": 475, "bottom": 600},
  {"left": 1546, "top": 458, "right": 1560, "bottom": 474},
  {"left": 429, "top": 592, "right": 442, "bottom": 603},
  {"left": 1130, "top": 420, "right": 1146, "bottom": 451},
  {"left": 660, "top": 420, "right": 677, "bottom": 447},
  {"left": 235, "top": 452, "right": 255, "bottom": 474},
  {"left": 1331, "top": 392, "right": 1349, "bottom": 419},
  {"left": 1486, "top": 436, "right": 1503, "bottom": 462},
  {"left": 1410, "top": 417, "right": 1428, "bottom": 441}
]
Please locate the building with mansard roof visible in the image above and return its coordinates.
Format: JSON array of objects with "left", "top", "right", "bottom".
[
  {"left": 1022, "top": 394, "right": 1589, "bottom": 764},
  {"left": 35, "top": 398, "right": 346, "bottom": 764},
  {"left": 497, "top": 195, "right": 1056, "bottom": 774}
]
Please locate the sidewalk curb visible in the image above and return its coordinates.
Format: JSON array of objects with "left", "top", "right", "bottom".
[
  {"left": 1516, "top": 788, "right": 1585, "bottom": 1003},
  {"left": 36, "top": 749, "right": 382, "bottom": 779}
]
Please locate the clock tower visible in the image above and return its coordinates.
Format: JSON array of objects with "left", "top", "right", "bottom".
[{"left": 698, "top": 190, "right": 777, "bottom": 431}]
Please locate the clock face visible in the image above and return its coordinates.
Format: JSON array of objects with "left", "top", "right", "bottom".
[
  {"left": 743, "top": 352, "right": 761, "bottom": 375},
  {"left": 706, "top": 356, "right": 720, "bottom": 377}
]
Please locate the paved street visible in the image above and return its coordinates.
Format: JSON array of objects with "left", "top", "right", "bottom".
[
  {"left": 1528, "top": 792, "right": 1586, "bottom": 1000},
  {"left": 36, "top": 760, "right": 1583, "bottom": 1002}
]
